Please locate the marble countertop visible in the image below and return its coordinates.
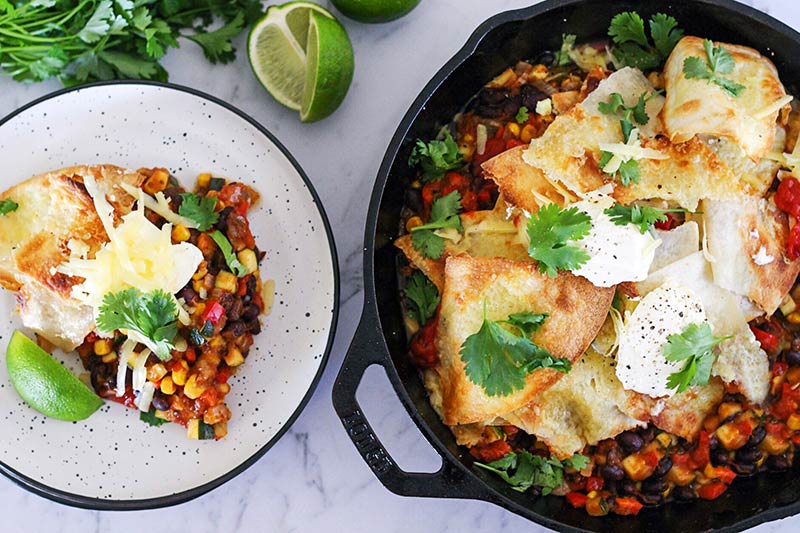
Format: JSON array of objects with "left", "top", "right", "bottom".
[{"left": 2, "top": 1, "right": 800, "bottom": 531}]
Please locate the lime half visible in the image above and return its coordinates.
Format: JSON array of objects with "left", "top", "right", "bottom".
[
  {"left": 248, "top": 1, "right": 355, "bottom": 122},
  {"left": 6, "top": 331, "right": 103, "bottom": 421},
  {"left": 331, "top": 0, "right": 421, "bottom": 23}
]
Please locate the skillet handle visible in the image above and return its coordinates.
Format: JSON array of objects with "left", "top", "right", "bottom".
[{"left": 333, "top": 307, "right": 490, "bottom": 500}]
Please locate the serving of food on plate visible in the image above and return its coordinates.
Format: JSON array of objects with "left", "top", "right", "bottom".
[
  {"left": 395, "top": 10, "right": 800, "bottom": 516},
  {"left": 0, "top": 164, "right": 272, "bottom": 440}
]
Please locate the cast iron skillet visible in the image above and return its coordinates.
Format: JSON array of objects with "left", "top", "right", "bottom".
[{"left": 332, "top": 1, "right": 800, "bottom": 531}]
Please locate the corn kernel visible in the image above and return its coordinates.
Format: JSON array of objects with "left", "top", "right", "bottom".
[
  {"left": 237, "top": 249, "right": 258, "bottom": 274},
  {"left": 406, "top": 216, "right": 423, "bottom": 232},
  {"left": 197, "top": 173, "right": 212, "bottom": 188},
  {"left": 217, "top": 382, "right": 231, "bottom": 395},
  {"left": 147, "top": 363, "right": 167, "bottom": 383},
  {"left": 172, "top": 361, "right": 189, "bottom": 386},
  {"left": 183, "top": 374, "right": 207, "bottom": 399},
  {"left": 155, "top": 410, "right": 169, "bottom": 420},
  {"left": 160, "top": 376, "right": 176, "bottom": 395},
  {"left": 101, "top": 352, "right": 117, "bottom": 364},
  {"left": 520, "top": 124, "right": 536, "bottom": 143},
  {"left": 192, "top": 261, "right": 208, "bottom": 280},
  {"left": 787, "top": 311, "right": 800, "bottom": 324},
  {"left": 462, "top": 133, "right": 475, "bottom": 143},
  {"left": 93, "top": 339, "right": 113, "bottom": 356},
  {"left": 656, "top": 432, "right": 673, "bottom": 448},
  {"left": 215, "top": 270, "right": 238, "bottom": 293},
  {"left": 172, "top": 224, "right": 191, "bottom": 243},
  {"left": 143, "top": 168, "right": 169, "bottom": 195},
  {"left": 718, "top": 402, "right": 742, "bottom": 420},
  {"left": 507, "top": 122, "right": 521, "bottom": 137},
  {"left": 225, "top": 346, "right": 245, "bottom": 367}
]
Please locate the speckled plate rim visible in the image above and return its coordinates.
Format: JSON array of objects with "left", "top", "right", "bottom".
[{"left": 0, "top": 80, "right": 340, "bottom": 511}]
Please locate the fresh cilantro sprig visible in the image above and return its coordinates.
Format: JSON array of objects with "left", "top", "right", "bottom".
[
  {"left": 178, "top": 193, "right": 219, "bottom": 231},
  {"left": 682, "top": 38, "right": 745, "bottom": 97},
  {"left": 554, "top": 33, "right": 577, "bottom": 66},
  {"left": 208, "top": 230, "right": 247, "bottom": 277},
  {"left": 526, "top": 204, "right": 592, "bottom": 277},
  {"left": 404, "top": 271, "right": 440, "bottom": 325},
  {"left": 599, "top": 151, "right": 641, "bottom": 186},
  {"left": 475, "top": 450, "right": 590, "bottom": 494},
  {"left": 664, "top": 322, "right": 731, "bottom": 393},
  {"left": 0, "top": 198, "right": 18, "bottom": 215},
  {"left": 96, "top": 288, "right": 178, "bottom": 361},
  {"left": 140, "top": 408, "right": 169, "bottom": 427},
  {"left": 410, "top": 191, "right": 463, "bottom": 259},
  {"left": 460, "top": 302, "right": 570, "bottom": 397},
  {"left": 515, "top": 106, "right": 530, "bottom": 124},
  {"left": 608, "top": 12, "right": 684, "bottom": 70},
  {"left": 596, "top": 91, "right": 656, "bottom": 185},
  {"left": 603, "top": 203, "right": 691, "bottom": 233},
  {"left": 408, "top": 131, "right": 464, "bottom": 183}
]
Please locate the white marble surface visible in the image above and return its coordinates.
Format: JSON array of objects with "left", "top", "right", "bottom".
[{"left": 1, "top": 1, "right": 800, "bottom": 531}]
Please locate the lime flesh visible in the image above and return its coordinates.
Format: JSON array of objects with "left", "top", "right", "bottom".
[
  {"left": 331, "top": 0, "right": 421, "bottom": 23},
  {"left": 6, "top": 331, "right": 103, "bottom": 421}
]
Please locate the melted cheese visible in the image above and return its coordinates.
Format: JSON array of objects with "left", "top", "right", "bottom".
[{"left": 598, "top": 128, "right": 669, "bottom": 174}]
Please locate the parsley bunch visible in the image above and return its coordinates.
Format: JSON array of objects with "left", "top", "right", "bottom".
[
  {"left": 526, "top": 203, "right": 592, "bottom": 277},
  {"left": 408, "top": 131, "right": 464, "bottom": 183},
  {"left": 475, "top": 450, "right": 589, "bottom": 494},
  {"left": 664, "top": 322, "right": 731, "bottom": 393},
  {"left": 604, "top": 203, "right": 690, "bottom": 234},
  {"left": 410, "top": 190, "right": 463, "bottom": 259},
  {"left": 608, "top": 12, "right": 683, "bottom": 70},
  {"left": 0, "top": 198, "right": 17, "bottom": 215},
  {"left": 683, "top": 39, "right": 745, "bottom": 97},
  {"left": 0, "top": 0, "right": 261, "bottom": 84},
  {"left": 460, "top": 304, "right": 570, "bottom": 397},
  {"left": 404, "top": 271, "right": 439, "bottom": 325}
]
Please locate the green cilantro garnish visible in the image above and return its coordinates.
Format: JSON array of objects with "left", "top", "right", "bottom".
[
  {"left": 475, "top": 450, "right": 590, "bottom": 494},
  {"left": 554, "top": 33, "right": 577, "bottom": 66},
  {"left": 0, "top": 198, "right": 18, "bottom": 215},
  {"left": 682, "top": 38, "right": 745, "bottom": 97},
  {"left": 526, "top": 204, "right": 592, "bottom": 277},
  {"left": 515, "top": 106, "right": 530, "bottom": 124},
  {"left": 599, "top": 151, "right": 641, "bottom": 186},
  {"left": 603, "top": 203, "right": 690, "bottom": 233},
  {"left": 404, "top": 271, "right": 440, "bottom": 325},
  {"left": 140, "top": 408, "right": 168, "bottom": 427},
  {"left": 663, "top": 322, "right": 731, "bottom": 393},
  {"left": 208, "top": 230, "right": 247, "bottom": 277},
  {"left": 597, "top": 91, "right": 657, "bottom": 185},
  {"left": 460, "top": 302, "right": 569, "bottom": 397},
  {"left": 96, "top": 288, "right": 178, "bottom": 361},
  {"left": 408, "top": 130, "right": 464, "bottom": 183},
  {"left": 608, "top": 12, "right": 684, "bottom": 70},
  {"left": 178, "top": 193, "right": 219, "bottom": 231},
  {"left": 410, "top": 191, "right": 463, "bottom": 259}
]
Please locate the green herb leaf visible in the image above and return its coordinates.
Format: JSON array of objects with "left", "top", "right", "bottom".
[
  {"left": 649, "top": 13, "right": 684, "bottom": 59},
  {"left": 98, "top": 50, "right": 161, "bottom": 79},
  {"left": 0, "top": 198, "right": 18, "bottom": 215},
  {"left": 526, "top": 204, "right": 592, "bottom": 277},
  {"left": 208, "top": 230, "right": 247, "bottom": 277},
  {"left": 503, "top": 312, "right": 548, "bottom": 338},
  {"left": 178, "top": 193, "right": 219, "bottom": 231},
  {"left": 460, "top": 303, "right": 569, "bottom": 397},
  {"left": 515, "top": 106, "right": 530, "bottom": 124},
  {"left": 410, "top": 191, "right": 463, "bottom": 259},
  {"left": 96, "top": 288, "right": 178, "bottom": 360},
  {"left": 475, "top": 450, "right": 589, "bottom": 494},
  {"left": 140, "top": 408, "right": 168, "bottom": 427},
  {"left": 609, "top": 11, "right": 683, "bottom": 70},
  {"left": 408, "top": 131, "right": 464, "bottom": 183},
  {"left": 404, "top": 271, "right": 440, "bottom": 325},
  {"left": 597, "top": 92, "right": 650, "bottom": 126},
  {"left": 554, "top": 33, "right": 577, "bottom": 66},
  {"left": 663, "top": 322, "right": 731, "bottom": 393},
  {"left": 682, "top": 39, "right": 745, "bottom": 97},
  {"left": 185, "top": 11, "right": 245, "bottom": 64},
  {"left": 618, "top": 159, "right": 642, "bottom": 186},
  {"left": 603, "top": 203, "right": 692, "bottom": 233}
]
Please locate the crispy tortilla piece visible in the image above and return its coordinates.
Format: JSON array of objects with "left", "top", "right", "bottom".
[
  {"left": 436, "top": 256, "right": 614, "bottom": 425},
  {"left": 0, "top": 165, "right": 146, "bottom": 350},
  {"left": 703, "top": 196, "right": 800, "bottom": 315},
  {"left": 651, "top": 221, "right": 699, "bottom": 273},
  {"left": 662, "top": 36, "right": 788, "bottom": 161}
]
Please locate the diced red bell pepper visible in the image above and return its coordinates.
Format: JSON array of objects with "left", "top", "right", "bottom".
[
  {"left": 469, "top": 439, "right": 512, "bottom": 463},
  {"left": 409, "top": 316, "right": 439, "bottom": 369},
  {"left": 698, "top": 480, "right": 728, "bottom": 500},
  {"left": 654, "top": 212, "right": 678, "bottom": 230},
  {"left": 184, "top": 347, "right": 197, "bottom": 364},
  {"left": 201, "top": 301, "right": 226, "bottom": 325},
  {"left": 706, "top": 465, "right": 737, "bottom": 485},
  {"left": 788, "top": 222, "right": 800, "bottom": 260},
  {"left": 586, "top": 476, "right": 604, "bottom": 492},
  {"left": 566, "top": 492, "right": 588, "bottom": 508},
  {"left": 216, "top": 365, "right": 231, "bottom": 384},
  {"left": 751, "top": 325, "right": 781, "bottom": 354},
  {"left": 219, "top": 183, "right": 252, "bottom": 215},
  {"left": 689, "top": 431, "right": 711, "bottom": 469},
  {"left": 613, "top": 497, "right": 644, "bottom": 516},
  {"left": 505, "top": 138, "right": 526, "bottom": 150}
]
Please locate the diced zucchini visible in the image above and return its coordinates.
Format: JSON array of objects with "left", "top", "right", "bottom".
[
  {"left": 199, "top": 420, "right": 215, "bottom": 440},
  {"left": 209, "top": 177, "right": 225, "bottom": 191}
]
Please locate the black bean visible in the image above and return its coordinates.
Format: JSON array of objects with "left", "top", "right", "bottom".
[
  {"left": 791, "top": 337, "right": 800, "bottom": 352},
  {"left": 712, "top": 449, "right": 731, "bottom": 465},
  {"left": 601, "top": 464, "right": 625, "bottom": 481},
  {"left": 641, "top": 477, "right": 667, "bottom": 495},
  {"left": 673, "top": 485, "right": 696, "bottom": 501},
  {"left": 641, "top": 426, "right": 656, "bottom": 444},
  {"left": 621, "top": 479, "right": 638, "bottom": 495},
  {"left": 242, "top": 304, "right": 260, "bottom": 321},
  {"left": 786, "top": 350, "right": 800, "bottom": 366},
  {"left": 653, "top": 457, "right": 673, "bottom": 478},
  {"left": 520, "top": 83, "right": 548, "bottom": 110},
  {"left": 619, "top": 431, "right": 644, "bottom": 453},
  {"left": 228, "top": 299, "right": 244, "bottom": 321},
  {"left": 733, "top": 462, "right": 756, "bottom": 475},
  {"left": 245, "top": 318, "right": 261, "bottom": 335},
  {"left": 176, "top": 286, "right": 199, "bottom": 306},
  {"left": 223, "top": 320, "right": 246, "bottom": 338},
  {"left": 151, "top": 392, "right": 170, "bottom": 412},
  {"left": 404, "top": 189, "right": 423, "bottom": 214},
  {"left": 708, "top": 434, "right": 719, "bottom": 450},
  {"left": 766, "top": 454, "right": 792, "bottom": 471},
  {"left": 216, "top": 206, "right": 234, "bottom": 232},
  {"left": 746, "top": 426, "right": 766, "bottom": 447},
  {"left": 473, "top": 88, "right": 522, "bottom": 119},
  {"left": 534, "top": 51, "right": 555, "bottom": 66},
  {"left": 639, "top": 491, "right": 662, "bottom": 505},
  {"left": 735, "top": 447, "right": 762, "bottom": 464},
  {"left": 162, "top": 186, "right": 183, "bottom": 208},
  {"left": 246, "top": 275, "right": 257, "bottom": 295}
]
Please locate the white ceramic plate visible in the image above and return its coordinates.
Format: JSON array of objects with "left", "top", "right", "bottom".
[{"left": 0, "top": 82, "right": 338, "bottom": 509}]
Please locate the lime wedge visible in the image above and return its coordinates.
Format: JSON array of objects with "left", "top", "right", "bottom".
[
  {"left": 248, "top": 1, "right": 354, "bottom": 122},
  {"left": 331, "top": 0, "right": 421, "bottom": 23},
  {"left": 6, "top": 331, "right": 103, "bottom": 421}
]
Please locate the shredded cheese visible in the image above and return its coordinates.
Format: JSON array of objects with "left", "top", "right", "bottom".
[
  {"left": 598, "top": 128, "right": 669, "bottom": 173},
  {"left": 136, "top": 381, "right": 156, "bottom": 412},
  {"left": 131, "top": 348, "right": 151, "bottom": 392},
  {"left": 115, "top": 338, "right": 137, "bottom": 397},
  {"left": 476, "top": 124, "right": 488, "bottom": 155},
  {"left": 120, "top": 182, "right": 196, "bottom": 228}
]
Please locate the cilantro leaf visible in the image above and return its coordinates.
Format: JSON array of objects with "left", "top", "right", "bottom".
[
  {"left": 98, "top": 50, "right": 161, "bottom": 79},
  {"left": 663, "top": 322, "right": 731, "bottom": 393},
  {"left": 503, "top": 312, "right": 548, "bottom": 338},
  {"left": 475, "top": 450, "right": 589, "bottom": 494},
  {"left": 564, "top": 453, "right": 591, "bottom": 471},
  {"left": 682, "top": 39, "right": 745, "bottom": 97},
  {"left": 618, "top": 159, "right": 641, "bottom": 186},
  {"left": 140, "top": 408, "right": 168, "bottom": 427},
  {"left": 96, "top": 288, "right": 178, "bottom": 360},
  {"left": 603, "top": 203, "right": 692, "bottom": 233},
  {"left": 526, "top": 204, "right": 592, "bottom": 277},
  {"left": 460, "top": 304, "right": 569, "bottom": 397},
  {"left": 185, "top": 11, "right": 245, "bottom": 64},
  {"left": 0, "top": 198, "right": 18, "bottom": 215},
  {"left": 404, "top": 271, "right": 439, "bottom": 325},
  {"left": 554, "top": 33, "right": 577, "bottom": 66},
  {"left": 410, "top": 191, "right": 463, "bottom": 259},
  {"left": 598, "top": 92, "right": 650, "bottom": 126},
  {"left": 208, "top": 230, "right": 247, "bottom": 277},
  {"left": 515, "top": 106, "right": 530, "bottom": 124},
  {"left": 178, "top": 193, "right": 219, "bottom": 231},
  {"left": 408, "top": 131, "right": 464, "bottom": 183},
  {"left": 608, "top": 11, "right": 684, "bottom": 70}
]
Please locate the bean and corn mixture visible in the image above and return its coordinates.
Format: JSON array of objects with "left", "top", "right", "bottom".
[
  {"left": 399, "top": 49, "right": 800, "bottom": 516},
  {"left": 77, "top": 169, "right": 269, "bottom": 440}
]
